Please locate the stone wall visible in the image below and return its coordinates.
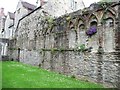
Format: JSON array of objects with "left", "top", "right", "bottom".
[{"left": 9, "top": 2, "right": 120, "bottom": 88}]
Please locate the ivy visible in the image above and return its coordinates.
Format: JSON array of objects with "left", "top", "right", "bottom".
[
  {"left": 59, "top": 47, "right": 65, "bottom": 52},
  {"left": 51, "top": 48, "right": 58, "bottom": 53},
  {"left": 40, "top": 45, "right": 93, "bottom": 53},
  {"left": 77, "top": 44, "right": 86, "bottom": 52},
  {"left": 66, "top": 16, "right": 71, "bottom": 21},
  {"left": 9, "top": 48, "right": 18, "bottom": 50},
  {"left": 48, "top": 18, "right": 54, "bottom": 24}
]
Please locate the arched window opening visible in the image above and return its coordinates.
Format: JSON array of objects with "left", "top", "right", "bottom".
[
  {"left": 104, "top": 17, "right": 114, "bottom": 27},
  {"left": 79, "top": 24, "right": 85, "bottom": 31},
  {"left": 90, "top": 21, "right": 97, "bottom": 27},
  {"left": 69, "top": 21, "right": 75, "bottom": 30},
  {"left": 70, "top": 27, "right": 75, "bottom": 31}
]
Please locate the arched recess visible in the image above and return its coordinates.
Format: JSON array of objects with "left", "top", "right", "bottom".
[
  {"left": 77, "top": 18, "right": 85, "bottom": 31},
  {"left": 104, "top": 17, "right": 114, "bottom": 27},
  {"left": 87, "top": 14, "right": 98, "bottom": 52},
  {"left": 101, "top": 9, "right": 116, "bottom": 52},
  {"left": 88, "top": 14, "right": 98, "bottom": 36},
  {"left": 102, "top": 9, "right": 116, "bottom": 28},
  {"left": 69, "top": 21, "right": 75, "bottom": 30},
  {"left": 89, "top": 14, "right": 98, "bottom": 27},
  {"left": 77, "top": 19, "right": 86, "bottom": 45},
  {"left": 68, "top": 21, "right": 77, "bottom": 48},
  {"left": 90, "top": 21, "right": 98, "bottom": 27}
]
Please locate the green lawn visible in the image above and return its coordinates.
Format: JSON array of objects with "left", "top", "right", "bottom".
[
  {"left": 1, "top": 61, "right": 103, "bottom": 88},
  {"left": 0, "top": 61, "right": 2, "bottom": 89}
]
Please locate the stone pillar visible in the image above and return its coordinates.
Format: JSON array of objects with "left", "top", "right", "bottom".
[
  {"left": 97, "top": 53, "right": 103, "bottom": 83},
  {"left": 114, "top": 4, "right": 120, "bottom": 89}
]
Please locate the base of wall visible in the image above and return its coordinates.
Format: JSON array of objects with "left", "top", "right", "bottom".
[{"left": 1, "top": 56, "right": 9, "bottom": 61}]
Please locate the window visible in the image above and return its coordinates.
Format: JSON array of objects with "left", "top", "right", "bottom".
[
  {"left": 109, "top": 21, "right": 114, "bottom": 27},
  {"left": 105, "top": 18, "right": 114, "bottom": 27},
  {"left": 17, "top": 8, "right": 20, "bottom": 14},
  {"left": 71, "top": 0, "right": 77, "bottom": 10},
  {"left": 75, "top": 1, "right": 77, "bottom": 10},
  {"left": 71, "top": 0, "right": 74, "bottom": 8},
  {"left": 90, "top": 21, "right": 97, "bottom": 27},
  {"left": 79, "top": 24, "right": 85, "bottom": 31},
  {"left": 69, "top": 22, "right": 74, "bottom": 30}
]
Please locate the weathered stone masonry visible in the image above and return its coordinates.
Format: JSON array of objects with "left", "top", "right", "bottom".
[{"left": 9, "top": 2, "right": 120, "bottom": 88}]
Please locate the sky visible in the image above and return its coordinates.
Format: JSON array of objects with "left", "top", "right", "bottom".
[{"left": 0, "top": 0, "right": 100, "bottom": 15}]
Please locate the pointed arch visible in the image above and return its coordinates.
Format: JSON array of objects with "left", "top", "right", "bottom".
[
  {"left": 102, "top": 8, "right": 116, "bottom": 21},
  {"left": 77, "top": 18, "right": 85, "bottom": 25},
  {"left": 88, "top": 14, "right": 98, "bottom": 27},
  {"left": 101, "top": 8, "right": 115, "bottom": 27},
  {"left": 76, "top": 15, "right": 85, "bottom": 26},
  {"left": 68, "top": 21, "right": 75, "bottom": 30},
  {"left": 106, "top": 8, "right": 116, "bottom": 17},
  {"left": 88, "top": 14, "right": 98, "bottom": 23},
  {"left": 77, "top": 18, "right": 85, "bottom": 31}
]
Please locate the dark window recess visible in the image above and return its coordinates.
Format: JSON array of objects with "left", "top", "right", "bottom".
[
  {"left": 2, "top": 29, "right": 4, "bottom": 32},
  {"left": 109, "top": 22, "right": 114, "bottom": 27},
  {"left": 90, "top": 21, "right": 97, "bottom": 27},
  {"left": 104, "top": 18, "right": 114, "bottom": 27},
  {"left": 70, "top": 27, "right": 75, "bottom": 31},
  {"left": 79, "top": 24, "right": 85, "bottom": 30},
  {"left": 69, "top": 22, "right": 74, "bottom": 30}
]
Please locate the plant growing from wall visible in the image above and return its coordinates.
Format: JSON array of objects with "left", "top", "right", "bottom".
[
  {"left": 51, "top": 48, "right": 58, "bottom": 54},
  {"left": 59, "top": 47, "right": 65, "bottom": 52},
  {"left": 45, "top": 16, "right": 56, "bottom": 30},
  {"left": 48, "top": 17, "right": 54, "bottom": 24},
  {"left": 60, "top": 22, "right": 64, "bottom": 26},
  {"left": 45, "top": 16, "right": 55, "bottom": 25},
  {"left": 66, "top": 16, "right": 71, "bottom": 21},
  {"left": 77, "top": 44, "right": 86, "bottom": 52},
  {"left": 86, "top": 26, "right": 97, "bottom": 37},
  {"left": 9, "top": 48, "right": 18, "bottom": 50}
]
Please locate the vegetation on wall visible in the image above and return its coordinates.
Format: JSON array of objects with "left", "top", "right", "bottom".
[
  {"left": 86, "top": 26, "right": 97, "bottom": 37},
  {"left": 66, "top": 16, "right": 71, "bottom": 21}
]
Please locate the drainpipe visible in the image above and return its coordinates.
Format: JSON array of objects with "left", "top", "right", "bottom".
[{"left": 17, "top": 48, "right": 20, "bottom": 62}]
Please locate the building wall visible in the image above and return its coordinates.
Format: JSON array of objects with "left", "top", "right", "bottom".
[
  {"left": 9, "top": 2, "right": 120, "bottom": 88},
  {"left": 14, "top": 1, "right": 30, "bottom": 30},
  {"left": 4, "top": 14, "right": 14, "bottom": 39},
  {"left": 41, "top": 0, "right": 85, "bottom": 17},
  {"left": 0, "top": 17, "right": 6, "bottom": 38},
  {"left": 0, "top": 8, "right": 6, "bottom": 38}
]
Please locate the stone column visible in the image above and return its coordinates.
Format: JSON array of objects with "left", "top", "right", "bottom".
[{"left": 116, "top": 3, "right": 120, "bottom": 89}]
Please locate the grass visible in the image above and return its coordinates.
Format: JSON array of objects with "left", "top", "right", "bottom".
[
  {"left": 0, "top": 61, "right": 2, "bottom": 89},
  {"left": 1, "top": 61, "right": 103, "bottom": 88}
]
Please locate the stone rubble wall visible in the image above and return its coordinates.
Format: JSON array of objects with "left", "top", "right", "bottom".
[{"left": 8, "top": 3, "right": 120, "bottom": 88}]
